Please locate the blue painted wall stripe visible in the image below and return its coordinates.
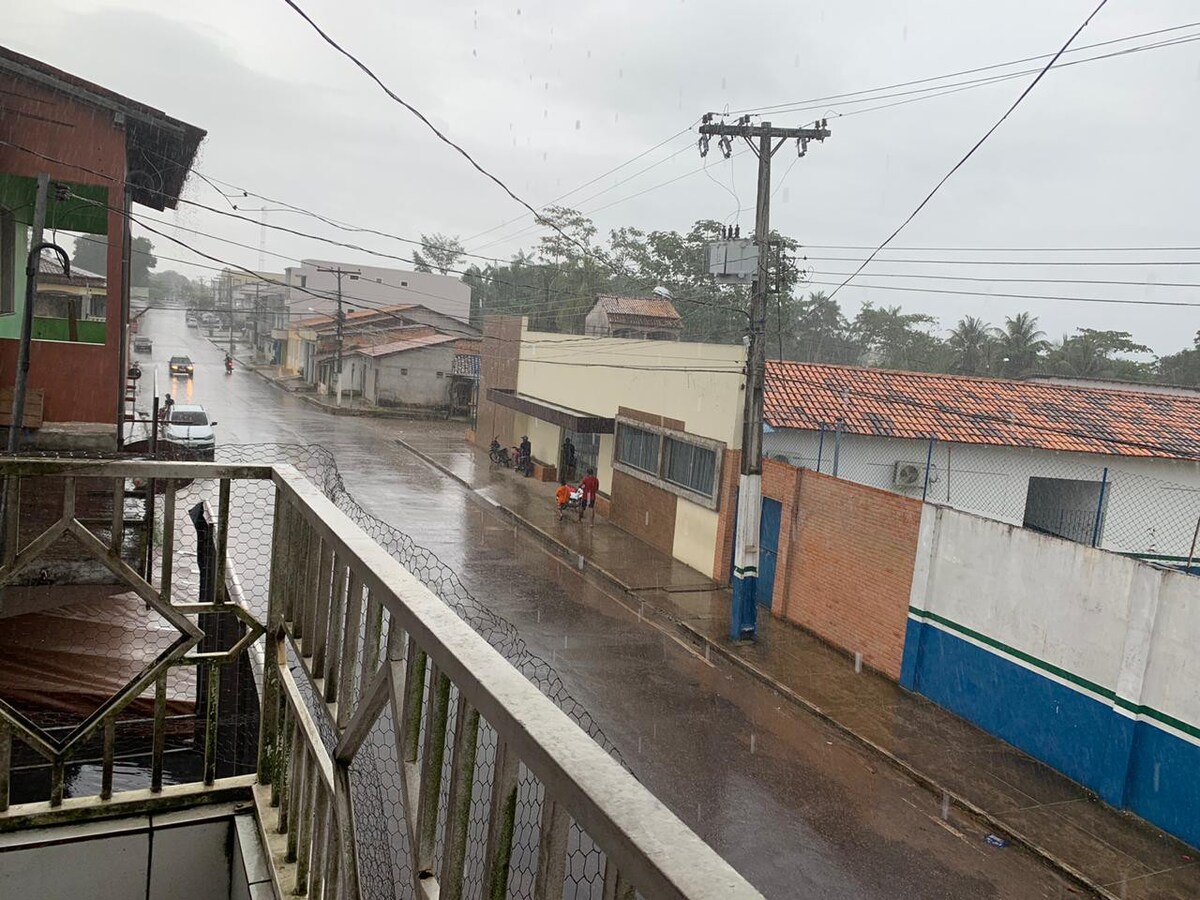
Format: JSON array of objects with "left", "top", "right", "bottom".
[{"left": 904, "top": 617, "right": 1200, "bottom": 850}]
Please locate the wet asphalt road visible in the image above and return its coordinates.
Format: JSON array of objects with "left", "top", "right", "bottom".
[{"left": 138, "top": 310, "right": 1084, "bottom": 899}]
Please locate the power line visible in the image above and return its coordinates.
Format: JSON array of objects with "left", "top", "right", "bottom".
[
  {"left": 806, "top": 243, "right": 1200, "bottom": 253},
  {"left": 811, "top": 269, "right": 1200, "bottom": 290},
  {"left": 459, "top": 123, "right": 700, "bottom": 244},
  {"left": 808, "top": 254, "right": 1200, "bottom": 267},
  {"left": 731, "top": 20, "right": 1200, "bottom": 116},
  {"left": 276, "top": 0, "right": 603, "bottom": 269},
  {"left": 803, "top": 278, "right": 1200, "bottom": 308},
  {"left": 826, "top": 0, "right": 1112, "bottom": 303}
]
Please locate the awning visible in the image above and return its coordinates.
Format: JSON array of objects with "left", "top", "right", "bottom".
[{"left": 487, "top": 389, "right": 614, "bottom": 434}]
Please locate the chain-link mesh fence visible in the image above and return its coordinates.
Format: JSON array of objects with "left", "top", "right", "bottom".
[
  {"left": 2, "top": 445, "right": 628, "bottom": 898},
  {"left": 210, "top": 443, "right": 627, "bottom": 899},
  {"left": 765, "top": 428, "right": 1200, "bottom": 569}
]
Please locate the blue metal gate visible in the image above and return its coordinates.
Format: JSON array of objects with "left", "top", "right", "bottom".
[{"left": 757, "top": 497, "right": 781, "bottom": 608}]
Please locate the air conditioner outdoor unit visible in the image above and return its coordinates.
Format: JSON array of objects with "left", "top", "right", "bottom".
[{"left": 893, "top": 461, "right": 925, "bottom": 489}]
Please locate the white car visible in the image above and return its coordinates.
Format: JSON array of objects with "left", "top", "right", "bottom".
[{"left": 162, "top": 404, "right": 217, "bottom": 460}]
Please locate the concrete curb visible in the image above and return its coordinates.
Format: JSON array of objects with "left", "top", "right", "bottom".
[{"left": 395, "top": 436, "right": 1115, "bottom": 900}]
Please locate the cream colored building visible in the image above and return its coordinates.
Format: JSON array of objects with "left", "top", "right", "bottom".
[{"left": 477, "top": 316, "right": 745, "bottom": 578}]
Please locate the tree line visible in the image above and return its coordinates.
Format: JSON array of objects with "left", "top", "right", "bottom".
[
  {"left": 428, "top": 208, "right": 1194, "bottom": 385},
  {"left": 93, "top": 213, "right": 1200, "bottom": 386}
]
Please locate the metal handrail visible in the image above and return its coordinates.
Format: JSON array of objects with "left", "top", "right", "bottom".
[{"left": 0, "top": 459, "right": 764, "bottom": 900}]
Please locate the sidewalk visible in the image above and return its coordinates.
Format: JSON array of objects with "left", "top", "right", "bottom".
[{"left": 395, "top": 422, "right": 1199, "bottom": 900}]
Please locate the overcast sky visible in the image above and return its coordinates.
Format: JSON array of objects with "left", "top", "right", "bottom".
[{"left": 7, "top": 0, "right": 1200, "bottom": 354}]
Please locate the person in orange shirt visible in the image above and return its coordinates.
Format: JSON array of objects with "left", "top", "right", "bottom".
[{"left": 555, "top": 478, "right": 574, "bottom": 521}]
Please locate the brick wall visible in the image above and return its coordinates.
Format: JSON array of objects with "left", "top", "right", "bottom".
[
  {"left": 711, "top": 453, "right": 921, "bottom": 680},
  {"left": 780, "top": 469, "right": 921, "bottom": 679},
  {"left": 610, "top": 468, "right": 677, "bottom": 556}
]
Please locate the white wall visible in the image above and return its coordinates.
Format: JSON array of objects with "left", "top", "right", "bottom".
[
  {"left": 906, "top": 502, "right": 1200, "bottom": 844},
  {"left": 517, "top": 329, "right": 745, "bottom": 447},
  {"left": 765, "top": 429, "right": 1200, "bottom": 559},
  {"left": 673, "top": 501, "right": 720, "bottom": 577},
  {"left": 364, "top": 345, "right": 454, "bottom": 408}
]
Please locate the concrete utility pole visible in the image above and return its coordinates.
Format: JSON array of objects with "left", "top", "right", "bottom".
[
  {"left": 698, "top": 115, "right": 831, "bottom": 641},
  {"left": 317, "top": 266, "right": 359, "bottom": 406}
]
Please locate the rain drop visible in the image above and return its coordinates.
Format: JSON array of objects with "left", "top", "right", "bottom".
[
  {"left": 575, "top": 119, "right": 581, "bottom": 130},
  {"left": 619, "top": 67, "right": 623, "bottom": 79},
  {"left": 721, "top": 76, "right": 727, "bottom": 90},
  {"left": 516, "top": 6, "right": 520, "bottom": 14},
  {"left": 587, "top": 49, "right": 591, "bottom": 59},
  {"left": 543, "top": 151, "right": 548, "bottom": 162},
  {"left": 794, "top": 53, "right": 800, "bottom": 68},
  {"left": 472, "top": 48, "right": 477, "bottom": 57},
  {"left": 545, "top": 81, "right": 549, "bottom": 91},
  {"left": 782, "top": 187, "right": 790, "bottom": 204},
  {"left": 543, "top": 108, "right": 548, "bottom": 119}
]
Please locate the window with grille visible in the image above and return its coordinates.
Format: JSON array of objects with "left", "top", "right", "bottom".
[
  {"left": 664, "top": 437, "right": 716, "bottom": 496},
  {"left": 616, "top": 424, "right": 660, "bottom": 474}
]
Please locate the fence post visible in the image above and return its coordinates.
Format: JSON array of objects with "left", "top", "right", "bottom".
[
  {"left": 815, "top": 423, "right": 825, "bottom": 474},
  {"left": 921, "top": 437, "right": 935, "bottom": 503},
  {"left": 1091, "top": 467, "right": 1109, "bottom": 548},
  {"left": 832, "top": 419, "right": 843, "bottom": 477}
]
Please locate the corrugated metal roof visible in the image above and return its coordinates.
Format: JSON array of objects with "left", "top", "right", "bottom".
[
  {"left": 295, "top": 303, "right": 418, "bottom": 328},
  {"left": 353, "top": 333, "right": 458, "bottom": 358},
  {"left": 764, "top": 361, "right": 1200, "bottom": 460}
]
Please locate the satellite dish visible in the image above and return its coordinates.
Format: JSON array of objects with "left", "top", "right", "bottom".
[{"left": 652, "top": 286, "right": 673, "bottom": 300}]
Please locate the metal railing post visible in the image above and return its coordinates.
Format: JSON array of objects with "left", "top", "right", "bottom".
[
  {"left": 815, "top": 422, "right": 825, "bottom": 473},
  {"left": 1091, "top": 467, "right": 1109, "bottom": 548},
  {"left": 922, "top": 437, "right": 935, "bottom": 503}
]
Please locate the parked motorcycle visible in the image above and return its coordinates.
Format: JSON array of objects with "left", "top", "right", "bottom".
[{"left": 488, "top": 439, "right": 513, "bottom": 467}]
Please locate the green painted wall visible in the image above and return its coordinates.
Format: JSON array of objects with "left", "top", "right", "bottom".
[{"left": 0, "top": 174, "right": 110, "bottom": 341}]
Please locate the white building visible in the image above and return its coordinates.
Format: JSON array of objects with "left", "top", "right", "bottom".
[
  {"left": 762, "top": 361, "right": 1200, "bottom": 566},
  {"left": 284, "top": 260, "right": 471, "bottom": 325}
]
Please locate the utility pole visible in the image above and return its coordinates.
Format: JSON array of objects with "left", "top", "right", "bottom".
[
  {"left": 317, "top": 266, "right": 359, "bottom": 406},
  {"left": 698, "top": 114, "right": 831, "bottom": 641},
  {"left": 226, "top": 270, "right": 234, "bottom": 358}
]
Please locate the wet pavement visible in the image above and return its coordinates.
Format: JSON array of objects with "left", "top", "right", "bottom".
[{"left": 132, "top": 309, "right": 1157, "bottom": 899}]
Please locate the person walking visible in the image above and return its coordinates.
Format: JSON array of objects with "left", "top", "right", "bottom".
[
  {"left": 555, "top": 478, "right": 574, "bottom": 522},
  {"left": 579, "top": 467, "right": 600, "bottom": 524}
]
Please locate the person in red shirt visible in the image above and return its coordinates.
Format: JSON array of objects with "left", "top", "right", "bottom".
[{"left": 578, "top": 467, "right": 600, "bottom": 524}]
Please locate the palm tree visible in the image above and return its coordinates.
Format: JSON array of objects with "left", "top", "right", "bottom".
[
  {"left": 947, "top": 316, "right": 996, "bottom": 375},
  {"left": 998, "top": 312, "right": 1048, "bottom": 377}
]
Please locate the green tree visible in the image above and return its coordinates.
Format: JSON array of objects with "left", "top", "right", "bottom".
[
  {"left": 851, "top": 303, "right": 948, "bottom": 371},
  {"left": 997, "top": 312, "right": 1048, "bottom": 377},
  {"left": 1047, "top": 329, "right": 1153, "bottom": 380},
  {"left": 947, "top": 316, "right": 997, "bottom": 375},
  {"left": 70, "top": 235, "right": 155, "bottom": 285},
  {"left": 412, "top": 233, "right": 465, "bottom": 276},
  {"left": 1158, "top": 331, "right": 1200, "bottom": 385},
  {"left": 791, "top": 291, "right": 855, "bottom": 363}
]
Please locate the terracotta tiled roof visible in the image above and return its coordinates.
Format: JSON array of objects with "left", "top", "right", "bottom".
[
  {"left": 764, "top": 361, "right": 1200, "bottom": 460},
  {"left": 594, "top": 294, "right": 683, "bottom": 328}
]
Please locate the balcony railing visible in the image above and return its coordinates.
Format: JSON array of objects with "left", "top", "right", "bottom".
[{"left": 0, "top": 459, "right": 763, "bottom": 900}]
